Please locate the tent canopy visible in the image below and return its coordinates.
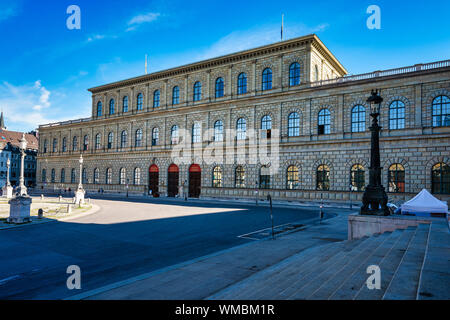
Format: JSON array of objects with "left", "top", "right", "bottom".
[{"left": 401, "top": 189, "right": 448, "bottom": 214}]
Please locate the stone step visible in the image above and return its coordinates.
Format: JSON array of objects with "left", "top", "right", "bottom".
[
  {"left": 242, "top": 241, "right": 355, "bottom": 300},
  {"left": 276, "top": 236, "right": 373, "bottom": 299},
  {"left": 211, "top": 240, "right": 349, "bottom": 300},
  {"left": 327, "top": 229, "right": 405, "bottom": 300},
  {"left": 310, "top": 229, "right": 403, "bottom": 300},
  {"left": 286, "top": 232, "right": 392, "bottom": 300},
  {"left": 382, "top": 223, "right": 431, "bottom": 300},
  {"left": 354, "top": 226, "right": 418, "bottom": 300},
  {"left": 417, "top": 221, "right": 450, "bottom": 300}
]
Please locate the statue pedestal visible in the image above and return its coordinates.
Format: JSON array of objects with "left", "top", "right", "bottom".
[
  {"left": 2, "top": 185, "right": 13, "bottom": 199},
  {"left": 8, "top": 196, "right": 32, "bottom": 224},
  {"left": 74, "top": 189, "right": 85, "bottom": 205}
]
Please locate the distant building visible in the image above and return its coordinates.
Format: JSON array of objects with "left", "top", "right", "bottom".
[{"left": 0, "top": 112, "right": 39, "bottom": 189}]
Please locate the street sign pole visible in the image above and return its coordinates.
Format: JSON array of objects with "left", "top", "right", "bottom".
[{"left": 268, "top": 194, "right": 274, "bottom": 240}]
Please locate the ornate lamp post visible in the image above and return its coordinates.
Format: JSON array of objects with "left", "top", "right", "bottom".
[
  {"left": 74, "top": 154, "right": 85, "bottom": 205},
  {"left": 360, "top": 90, "right": 390, "bottom": 216},
  {"left": 2, "top": 158, "right": 13, "bottom": 198},
  {"left": 17, "top": 133, "right": 28, "bottom": 196}
]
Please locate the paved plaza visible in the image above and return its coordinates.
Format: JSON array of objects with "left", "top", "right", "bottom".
[{"left": 0, "top": 196, "right": 339, "bottom": 299}]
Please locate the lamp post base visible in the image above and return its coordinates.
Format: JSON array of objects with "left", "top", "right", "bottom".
[
  {"left": 8, "top": 196, "right": 32, "bottom": 224},
  {"left": 2, "top": 185, "right": 13, "bottom": 199},
  {"left": 74, "top": 188, "right": 85, "bottom": 206},
  {"left": 360, "top": 185, "right": 390, "bottom": 216}
]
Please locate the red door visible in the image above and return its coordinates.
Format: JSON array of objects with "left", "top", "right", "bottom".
[
  {"left": 149, "top": 164, "right": 159, "bottom": 195},
  {"left": 189, "top": 164, "right": 201, "bottom": 198},
  {"left": 168, "top": 164, "right": 179, "bottom": 197}
]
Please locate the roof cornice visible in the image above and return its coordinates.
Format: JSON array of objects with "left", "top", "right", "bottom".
[{"left": 88, "top": 34, "right": 319, "bottom": 94}]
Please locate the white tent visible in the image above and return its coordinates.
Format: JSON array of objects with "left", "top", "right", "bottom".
[{"left": 401, "top": 189, "right": 448, "bottom": 216}]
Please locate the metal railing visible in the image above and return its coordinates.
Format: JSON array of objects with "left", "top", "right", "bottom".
[{"left": 311, "top": 59, "right": 450, "bottom": 87}]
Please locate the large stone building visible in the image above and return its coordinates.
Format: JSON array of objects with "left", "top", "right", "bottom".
[{"left": 36, "top": 34, "right": 450, "bottom": 203}]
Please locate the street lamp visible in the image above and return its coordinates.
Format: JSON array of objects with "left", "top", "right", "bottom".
[
  {"left": 74, "top": 154, "right": 85, "bottom": 205},
  {"left": 17, "top": 133, "right": 28, "bottom": 196},
  {"left": 360, "top": 90, "right": 389, "bottom": 216}
]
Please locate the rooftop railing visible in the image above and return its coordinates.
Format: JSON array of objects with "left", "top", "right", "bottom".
[
  {"left": 310, "top": 59, "right": 450, "bottom": 87},
  {"left": 39, "top": 59, "right": 450, "bottom": 129}
]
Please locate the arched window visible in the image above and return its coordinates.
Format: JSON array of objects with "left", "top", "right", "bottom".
[
  {"left": 350, "top": 164, "right": 365, "bottom": 191},
  {"left": 106, "top": 168, "right": 112, "bottom": 184},
  {"left": 286, "top": 165, "right": 299, "bottom": 190},
  {"left": 192, "top": 123, "right": 201, "bottom": 143},
  {"left": 171, "top": 125, "right": 179, "bottom": 145},
  {"left": 97, "top": 101, "right": 102, "bottom": 117},
  {"left": 93, "top": 168, "right": 99, "bottom": 184},
  {"left": 314, "top": 65, "right": 319, "bottom": 82},
  {"left": 260, "top": 166, "right": 271, "bottom": 189},
  {"left": 62, "top": 137, "right": 67, "bottom": 152},
  {"left": 134, "top": 168, "right": 141, "bottom": 185},
  {"left": 237, "top": 73, "right": 247, "bottom": 95},
  {"left": 136, "top": 93, "right": 143, "bottom": 111},
  {"left": 82, "top": 168, "right": 87, "bottom": 184},
  {"left": 288, "top": 112, "right": 300, "bottom": 137},
  {"left": 351, "top": 105, "right": 366, "bottom": 133},
  {"left": 388, "top": 164, "right": 405, "bottom": 193},
  {"left": 261, "top": 115, "right": 272, "bottom": 130},
  {"left": 193, "top": 81, "right": 202, "bottom": 101},
  {"left": 71, "top": 168, "right": 76, "bottom": 183},
  {"left": 83, "top": 135, "right": 89, "bottom": 151},
  {"left": 95, "top": 134, "right": 101, "bottom": 150},
  {"left": 431, "top": 163, "right": 450, "bottom": 194},
  {"left": 135, "top": 129, "right": 143, "bottom": 147},
  {"left": 60, "top": 168, "right": 65, "bottom": 183},
  {"left": 318, "top": 109, "right": 331, "bottom": 135},
  {"left": 123, "top": 96, "right": 129, "bottom": 113},
  {"left": 43, "top": 139, "right": 48, "bottom": 153},
  {"left": 214, "top": 120, "right": 223, "bottom": 142},
  {"left": 389, "top": 100, "right": 405, "bottom": 130},
  {"left": 432, "top": 95, "right": 450, "bottom": 127},
  {"left": 51, "top": 169, "right": 55, "bottom": 183},
  {"left": 152, "top": 128, "right": 159, "bottom": 146},
  {"left": 120, "top": 168, "right": 126, "bottom": 185},
  {"left": 262, "top": 68, "right": 272, "bottom": 91},
  {"left": 109, "top": 99, "right": 115, "bottom": 115},
  {"left": 212, "top": 166, "right": 222, "bottom": 188},
  {"left": 172, "top": 86, "right": 180, "bottom": 105},
  {"left": 236, "top": 118, "right": 246, "bottom": 140},
  {"left": 215, "top": 77, "right": 224, "bottom": 98},
  {"left": 107, "top": 132, "right": 114, "bottom": 149},
  {"left": 120, "top": 131, "right": 127, "bottom": 148},
  {"left": 52, "top": 138, "right": 58, "bottom": 153},
  {"left": 235, "top": 166, "right": 245, "bottom": 188},
  {"left": 72, "top": 136, "right": 78, "bottom": 151},
  {"left": 316, "top": 165, "right": 330, "bottom": 191},
  {"left": 153, "top": 90, "right": 160, "bottom": 108},
  {"left": 289, "top": 62, "right": 301, "bottom": 86},
  {"left": 42, "top": 169, "right": 47, "bottom": 183}
]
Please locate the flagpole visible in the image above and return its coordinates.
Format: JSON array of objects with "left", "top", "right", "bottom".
[{"left": 281, "top": 14, "right": 284, "bottom": 41}]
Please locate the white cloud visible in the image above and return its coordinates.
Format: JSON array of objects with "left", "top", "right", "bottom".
[
  {"left": 0, "top": 81, "right": 79, "bottom": 131},
  {"left": 128, "top": 12, "right": 160, "bottom": 26},
  {"left": 197, "top": 22, "right": 330, "bottom": 61}
]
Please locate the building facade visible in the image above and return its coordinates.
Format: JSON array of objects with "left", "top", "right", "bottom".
[
  {"left": 36, "top": 35, "right": 450, "bottom": 203},
  {"left": 0, "top": 114, "right": 38, "bottom": 190}
]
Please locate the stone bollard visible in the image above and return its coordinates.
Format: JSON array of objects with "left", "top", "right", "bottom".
[
  {"left": 59, "top": 195, "right": 62, "bottom": 202},
  {"left": 87, "top": 198, "right": 91, "bottom": 204},
  {"left": 67, "top": 204, "right": 72, "bottom": 214},
  {"left": 40, "top": 194, "right": 44, "bottom": 201},
  {"left": 38, "top": 208, "right": 44, "bottom": 219}
]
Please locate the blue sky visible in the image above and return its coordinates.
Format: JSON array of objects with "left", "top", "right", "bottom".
[{"left": 1, "top": 0, "right": 449, "bottom": 132}]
